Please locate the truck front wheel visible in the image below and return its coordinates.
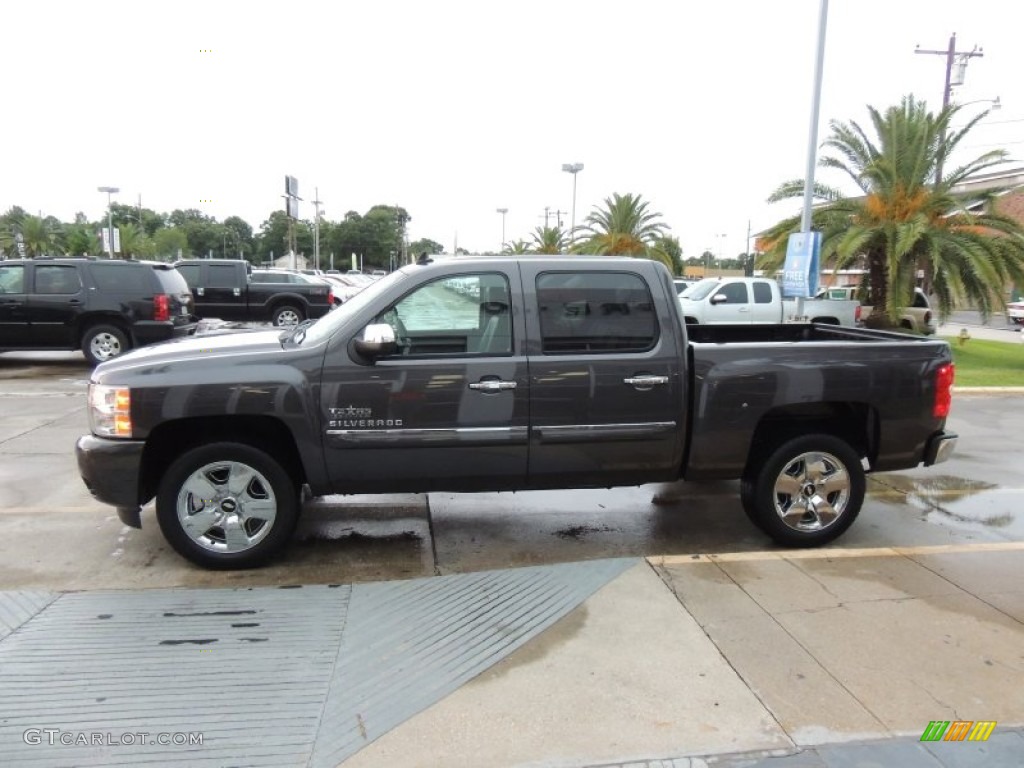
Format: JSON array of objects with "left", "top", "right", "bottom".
[
  {"left": 746, "top": 434, "right": 864, "bottom": 547},
  {"left": 272, "top": 304, "right": 304, "bottom": 327},
  {"left": 156, "top": 442, "right": 299, "bottom": 569}
]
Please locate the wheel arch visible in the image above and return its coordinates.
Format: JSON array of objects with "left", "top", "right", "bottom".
[
  {"left": 77, "top": 314, "right": 132, "bottom": 346},
  {"left": 743, "top": 401, "right": 877, "bottom": 480},
  {"left": 139, "top": 415, "right": 307, "bottom": 504}
]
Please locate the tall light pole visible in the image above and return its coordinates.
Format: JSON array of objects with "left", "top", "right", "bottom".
[
  {"left": 97, "top": 186, "right": 119, "bottom": 258},
  {"left": 716, "top": 233, "right": 727, "bottom": 275},
  {"left": 496, "top": 208, "right": 508, "bottom": 252},
  {"left": 561, "top": 163, "right": 584, "bottom": 246}
]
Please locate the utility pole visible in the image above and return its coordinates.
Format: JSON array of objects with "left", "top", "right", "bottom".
[
  {"left": 312, "top": 187, "right": 324, "bottom": 271},
  {"left": 552, "top": 209, "right": 567, "bottom": 229},
  {"left": 915, "top": 33, "right": 984, "bottom": 184}
]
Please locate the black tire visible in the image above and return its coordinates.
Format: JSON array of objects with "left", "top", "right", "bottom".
[
  {"left": 156, "top": 442, "right": 299, "bottom": 569},
  {"left": 82, "top": 324, "right": 131, "bottom": 366},
  {"left": 272, "top": 304, "right": 304, "bottom": 327},
  {"left": 746, "top": 434, "right": 864, "bottom": 547},
  {"left": 739, "top": 477, "right": 763, "bottom": 530}
]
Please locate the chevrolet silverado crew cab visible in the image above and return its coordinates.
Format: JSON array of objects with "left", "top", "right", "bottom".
[
  {"left": 680, "top": 276, "right": 861, "bottom": 326},
  {"left": 0, "top": 257, "right": 196, "bottom": 365},
  {"left": 174, "top": 259, "right": 334, "bottom": 326},
  {"left": 76, "top": 255, "right": 957, "bottom": 569}
]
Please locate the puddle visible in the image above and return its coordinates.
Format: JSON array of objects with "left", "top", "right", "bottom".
[{"left": 870, "top": 474, "right": 1023, "bottom": 535}]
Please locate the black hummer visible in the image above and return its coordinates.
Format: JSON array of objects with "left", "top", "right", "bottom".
[{"left": 0, "top": 257, "right": 196, "bottom": 365}]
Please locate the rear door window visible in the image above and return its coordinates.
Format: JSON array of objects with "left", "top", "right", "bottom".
[
  {"left": 34, "top": 265, "right": 82, "bottom": 294},
  {"left": 537, "top": 271, "right": 656, "bottom": 354}
]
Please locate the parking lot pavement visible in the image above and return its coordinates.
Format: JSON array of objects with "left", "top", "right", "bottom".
[{"left": 0, "top": 356, "right": 1021, "bottom": 766}]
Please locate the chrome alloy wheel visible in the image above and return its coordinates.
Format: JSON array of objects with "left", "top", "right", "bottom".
[
  {"left": 176, "top": 461, "right": 278, "bottom": 553},
  {"left": 90, "top": 332, "right": 123, "bottom": 361},
  {"left": 771, "top": 451, "right": 851, "bottom": 533},
  {"left": 274, "top": 308, "right": 301, "bottom": 327}
]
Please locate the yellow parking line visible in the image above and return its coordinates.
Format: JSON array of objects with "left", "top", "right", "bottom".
[{"left": 651, "top": 540, "right": 1024, "bottom": 566}]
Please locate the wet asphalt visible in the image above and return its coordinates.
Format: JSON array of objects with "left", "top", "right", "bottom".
[{"left": 0, "top": 348, "right": 1021, "bottom": 768}]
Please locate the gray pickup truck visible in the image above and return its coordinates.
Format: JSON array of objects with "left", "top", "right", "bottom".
[{"left": 76, "top": 255, "right": 958, "bottom": 569}]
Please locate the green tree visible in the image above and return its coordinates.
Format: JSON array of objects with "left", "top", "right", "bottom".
[
  {"left": 575, "top": 192, "right": 672, "bottom": 270},
  {"left": 530, "top": 226, "right": 568, "bottom": 254},
  {"left": 657, "top": 234, "right": 684, "bottom": 275},
  {"left": 109, "top": 202, "right": 163, "bottom": 236},
  {"left": 408, "top": 238, "right": 444, "bottom": 256},
  {"left": 153, "top": 227, "right": 189, "bottom": 260},
  {"left": 761, "top": 95, "right": 1024, "bottom": 323},
  {"left": 65, "top": 223, "right": 99, "bottom": 256},
  {"left": 15, "top": 215, "right": 62, "bottom": 257},
  {"left": 118, "top": 223, "right": 153, "bottom": 259},
  {"left": 222, "top": 216, "right": 254, "bottom": 259}
]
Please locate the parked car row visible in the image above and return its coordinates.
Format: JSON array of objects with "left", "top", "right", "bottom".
[
  {"left": 0, "top": 257, "right": 350, "bottom": 365},
  {"left": 0, "top": 257, "right": 196, "bottom": 365}
]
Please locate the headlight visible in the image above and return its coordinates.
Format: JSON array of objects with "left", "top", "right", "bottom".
[{"left": 88, "top": 384, "right": 133, "bottom": 438}]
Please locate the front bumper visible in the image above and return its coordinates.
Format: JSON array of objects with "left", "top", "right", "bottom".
[
  {"left": 923, "top": 430, "right": 958, "bottom": 466},
  {"left": 76, "top": 434, "right": 147, "bottom": 527}
]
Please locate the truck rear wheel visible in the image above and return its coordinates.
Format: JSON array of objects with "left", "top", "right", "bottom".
[
  {"left": 156, "top": 442, "right": 299, "bottom": 569},
  {"left": 746, "top": 434, "right": 864, "bottom": 547},
  {"left": 272, "top": 304, "right": 304, "bottom": 327}
]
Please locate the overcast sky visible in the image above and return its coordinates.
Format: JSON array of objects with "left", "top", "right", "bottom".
[{"left": 3, "top": 0, "right": 1021, "bottom": 259}]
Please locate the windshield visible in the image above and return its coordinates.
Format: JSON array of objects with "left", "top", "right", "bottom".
[
  {"left": 295, "top": 268, "right": 408, "bottom": 346},
  {"left": 680, "top": 278, "right": 720, "bottom": 300}
]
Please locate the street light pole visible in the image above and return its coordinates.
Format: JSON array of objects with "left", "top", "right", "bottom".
[
  {"left": 716, "top": 234, "right": 727, "bottom": 275},
  {"left": 496, "top": 208, "right": 508, "bottom": 252},
  {"left": 97, "top": 186, "right": 119, "bottom": 258},
  {"left": 561, "top": 163, "right": 584, "bottom": 247}
]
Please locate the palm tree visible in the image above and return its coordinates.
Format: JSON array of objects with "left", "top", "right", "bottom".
[
  {"left": 761, "top": 95, "right": 1024, "bottom": 323},
  {"left": 575, "top": 192, "right": 673, "bottom": 270},
  {"left": 503, "top": 239, "right": 532, "bottom": 255},
  {"left": 118, "top": 222, "right": 153, "bottom": 259},
  {"left": 16, "top": 215, "right": 63, "bottom": 257},
  {"left": 530, "top": 226, "right": 568, "bottom": 254}
]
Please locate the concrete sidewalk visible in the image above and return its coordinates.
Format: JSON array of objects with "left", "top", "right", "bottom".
[{"left": 3, "top": 546, "right": 1021, "bottom": 767}]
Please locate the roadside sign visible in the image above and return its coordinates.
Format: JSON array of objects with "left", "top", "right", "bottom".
[{"left": 781, "top": 231, "right": 821, "bottom": 298}]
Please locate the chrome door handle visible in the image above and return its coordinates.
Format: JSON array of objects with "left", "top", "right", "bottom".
[
  {"left": 469, "top": 380, "right": 517, "bottom": 392},
  {"left": 624, "top": 375, "right": 668, "bottom": 388}
]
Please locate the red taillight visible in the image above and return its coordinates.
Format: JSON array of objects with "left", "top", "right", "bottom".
[
  {"left": 934, "top": 363, "right": 954, "bottom": 418},
  {"left": 153, "top": 294, "right": 170, "bottom": 322},
  {"left": 855, "top": 304, "right": 862, "bottom": 323},
  {"left": 328, "top": 289, "right": 335, "bottom": 306}
]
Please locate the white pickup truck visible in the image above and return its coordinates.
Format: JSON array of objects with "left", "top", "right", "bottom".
[
  {"left": 825, "top": 286, "right": 936, "bottom": 335},
  {"left": 679, "top": 277, "right": 861, "bottom": 326}
]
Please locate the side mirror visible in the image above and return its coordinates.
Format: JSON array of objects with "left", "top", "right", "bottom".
[
  {"left": 710, "top": 293, "right": 728, "bottom": 304},
  {"left": 354, "top": 323, "right": 397, "bottom": 359}
]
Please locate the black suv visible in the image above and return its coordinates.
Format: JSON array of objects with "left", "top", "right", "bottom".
[{"left": 0, "top": 258, "right": 196, "bottom": 365}]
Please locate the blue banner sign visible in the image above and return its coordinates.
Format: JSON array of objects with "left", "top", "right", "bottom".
[{"left": 781, "top": 231, "right": 821, "bottom": 298}]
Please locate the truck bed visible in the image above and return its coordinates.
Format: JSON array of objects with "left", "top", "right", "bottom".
[{"left": 683, "top": 322, "right": 952, "bottom": 481}]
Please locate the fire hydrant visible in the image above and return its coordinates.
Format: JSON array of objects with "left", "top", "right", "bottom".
[{"left": 958, "top": 328, "right": 971, "bottom": 346}]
